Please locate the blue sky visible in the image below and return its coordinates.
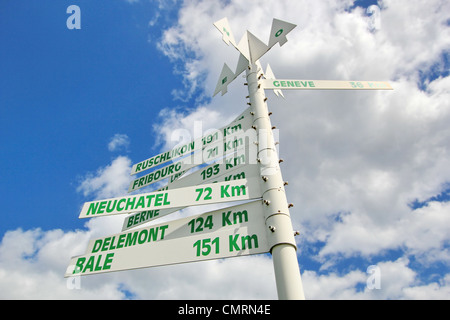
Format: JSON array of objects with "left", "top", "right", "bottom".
[
  {"left": 1, "top": 0, "right": 449, "bottom": 299},
  {"left": 1, "top": 0, "right": 179, "bottom": 233}
]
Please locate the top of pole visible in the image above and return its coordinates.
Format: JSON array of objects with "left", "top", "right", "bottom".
[
  {"left": 213, "top": 17, "right": 298, "bottom": 97},
  {"left": 212, "top": 17, "right": 392, "bottom": 98}
]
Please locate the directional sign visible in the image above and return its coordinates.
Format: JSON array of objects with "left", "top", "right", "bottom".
[
  {"left": 260, "top": 79, "right": 393, "bottom": 90},
  {"left": 123, "top": 162, "right": 260, "bottom": 231},
  {"left": 129, "top": 132, "right": 258, "bottom": 193},
  {"left": 79, "top": 177, "right": 262, "bottom": 219},
  {"left": 214, "top": 63, "right": 236, "bottom": 96},
  {"left": 66, "top": 201, "right": 269, "bottom": 277},
  {"left": 130, "top": 114, "right": 253, "bottom": 175},
  {"left": 128, "top": 154, "right": 197, "bottom": 193},
  {"left": 213, "top": 17, "right": 237, "bottom": 47},
  {"left": 268, "top": 18, "right": 297, "bottom": 48}
]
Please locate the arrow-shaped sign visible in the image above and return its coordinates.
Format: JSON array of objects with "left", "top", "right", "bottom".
[
  {"left": 213, "top": 17, "right": 298, "bottom": 96},
  {"left": 79, "top": 178, "right": 261, "bottom": 219},
  {"left": 260, "top": 79, "right": 393, "bottom": 90}
]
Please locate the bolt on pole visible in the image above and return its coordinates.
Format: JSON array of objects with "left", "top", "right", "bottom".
[{"left": 246, "top": 63, "right": 305, "bottom": 300}]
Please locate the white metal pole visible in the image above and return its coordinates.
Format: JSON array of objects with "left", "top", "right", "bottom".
[{"left": 246, "top": 63, "right": 305, "bottom": 300}]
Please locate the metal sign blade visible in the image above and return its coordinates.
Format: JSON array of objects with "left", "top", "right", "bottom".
[
  {"left": 130, "top": 111, "right": 253, "bottom": 176},
  {"left": 260, "top": 79, "right": 393, "bottom": 90},
  {"left": 123, "top": 162, "right": 260, "bottom": 231},
  {"left": 268, "top": 18, "right": 297, "bottom": 48},
  {"left": 79, "top": 177, "right": 262, "bottom": 219},
  {"left": 66, "top": 201, "right": 268, "bottom": 277},
  {"left": 213, "top": 17, "right": 237, "bottom": 48}
]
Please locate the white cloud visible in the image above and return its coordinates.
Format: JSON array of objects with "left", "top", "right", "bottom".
[
  {"left": 2, "top": 0, "right": 450, "bottom": 300},
  {"left": 152, "top": 105, "right": 237, "bottom": 152},
  {"left": 302, "top": 258, "right": 450, "bottom": 299},
  {"left": 108, "top": 133, "right": 130, "bottom": 152},
  {"left": 0, "top": 227, "right": 277, "bottom": 299},
  {"left": 150, "top": 0, "right": 450, "bottom": 298},
  {"left": 0, "top": 149, "right": 277, "bottom": 299},
  {"left": 0, "top": 227, "right": 126, "bottom": 299},
  {"left": 302, "top": 269, "right": 367, "bottom": 300},
  {"left": 316, "top": 200, "right": 450, "bottom": 260},
  {"left": 77, "top": 155, "right": 133, "bottom": 199}
]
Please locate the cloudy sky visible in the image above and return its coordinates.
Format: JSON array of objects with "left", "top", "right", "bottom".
[{"left": 1, "top": 0, "right": 449, "bottom": 299}]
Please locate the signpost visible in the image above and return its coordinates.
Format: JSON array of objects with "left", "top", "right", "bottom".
[
  {"left": 67, "top": 16, "right": 393, "bottom": 301},
  {"left": 211, "top": 17, "right": 392, "bottom": 300},
  {"left": 66, "top": 201, "right": 268, "bottom": 277}
]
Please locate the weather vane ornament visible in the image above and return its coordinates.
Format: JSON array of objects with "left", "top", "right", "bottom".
[
  {"left": 213, "top": 17, "right": 392, "bottom": 97},
  {"left": 213, "top": 17, "right": 298, "bottom": 96}
]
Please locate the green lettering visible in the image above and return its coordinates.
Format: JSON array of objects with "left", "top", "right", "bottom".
[
  {"left": 229, "top": 234, "right": 240, "bottom": 252},
  {"left": 109, "top": 236, "right": 117, "bottom": 250},
  {"left": 92, "top": 240, "right": 102, "bottom": 253},
  {"left": 97, "top": 201, "right": 107, "bottom": 214},
  {"left": 84, "top": 256, "right": 95, "bottom": 272},
  {"left": 125, "top": 197, "right": 136, "bottom": 211},
  {"left": 163, "top": 193, "right": 170, "bottom": 205},
  {"left": 94, "top": 255, "right": 103, "bottom": 271},
  {"left": 231, "top": 185, "right": 246, "bottom": 196},
  {"left": 221, "top": 185, "right": 230, "bottom": 198},
  {"left": 103, "top": 253, "right": 114, "bottom": 270},
  {"left": 147, "top": 227, "right": 158, "bottom": 242},
  {"left": 117, "top": 198, "right": 126, "bottom": 211},
  {"left": 106, "top": 200, "right": 117, "bottom": 213},
  {"left": 146, "top": 194, "right": 155, "bottom": 207},
  {"left": 222, "top": 211, "right": 232, "bottom": 226},
  {"left": 101, "top": 237, "right": 111, "bottom": 252},
  {"left": 135, "top": 196, "right": 146, "bottom": 209},
  {"left": 241, "top": 234, "right": 258, "bottom": 249},
  {"left": 74, "top": 257, "right": 85, "bottom": 274},
  {"left": 159, "top": 225, "right": 168, "bottom": 240},
  {"left": 86, "top": 202, "right": 99, "bottom": 215},
  {"left": 116, "top": 234, "right": 126, "bottom": 249},
  {"left": 233, "top": 210, "right": 248, "bottom": 224},
  {"left": 125, "top": 232, "right": 138, "bottom": 247},
  {"left": 154, "top": 193, "right": 163, "bottom": 206},
  {"left": 127, "top": 215, "right": 136, "bottom": 228},
  {"left": 138, "top": 229, "right": 148, "bottom": 244}
]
